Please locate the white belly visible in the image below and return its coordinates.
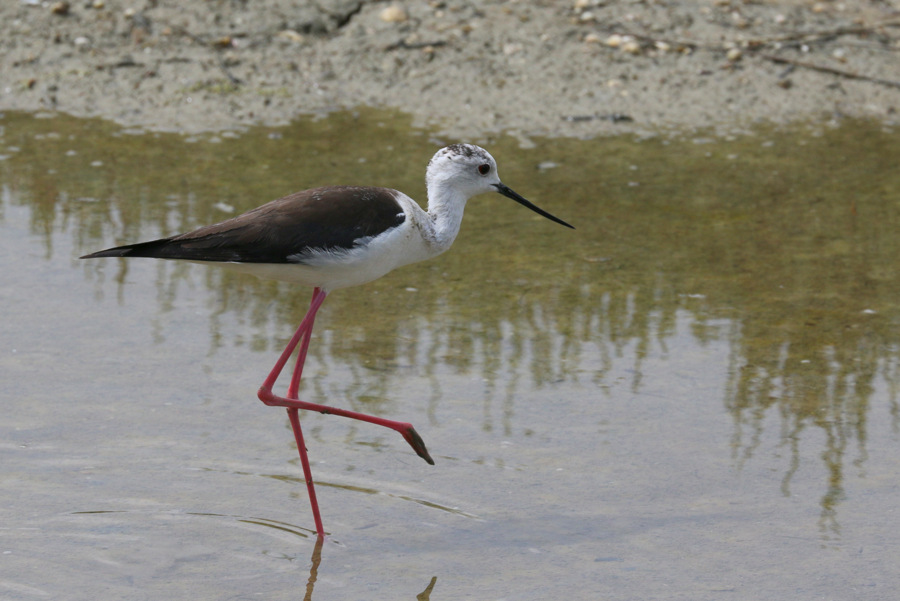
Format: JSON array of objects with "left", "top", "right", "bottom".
[{"left": 193, "top": 217, "right": 439, "bottom": 291}]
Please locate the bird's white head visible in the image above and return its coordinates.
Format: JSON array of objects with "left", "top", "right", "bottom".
[
  {"left": 425, "top": 144, "right": 501, "bottom": 200},
  {"left": 425, "top": 144, "right": 575, "bottom": 230}
]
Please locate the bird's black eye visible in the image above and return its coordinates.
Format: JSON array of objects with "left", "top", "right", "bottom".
[{"left": 477, "top": 163, "right": 491, "bottom": 176}]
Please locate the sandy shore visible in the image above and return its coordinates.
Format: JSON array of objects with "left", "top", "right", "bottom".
[{"left": 2, "top": 0, "right": 899, "bottom": 138}]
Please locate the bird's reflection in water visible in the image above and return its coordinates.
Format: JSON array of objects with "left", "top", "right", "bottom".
[
  {"left": 303, "top": 537, "right": 322, "bottom": 601},
  {"left": 417, "top": 576, "right": 438, "bottom": 600},
  {"left": 300, "top": 537, "right": 437, "bottom": 601}
]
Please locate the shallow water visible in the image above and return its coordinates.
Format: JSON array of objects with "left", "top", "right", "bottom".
[{"left": 2, "top": 110, "right": 900, "bottom": 600}]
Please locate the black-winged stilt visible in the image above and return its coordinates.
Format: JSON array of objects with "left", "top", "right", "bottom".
[{"left": 81, "top": 144, "right": 573, "bottom": 538}]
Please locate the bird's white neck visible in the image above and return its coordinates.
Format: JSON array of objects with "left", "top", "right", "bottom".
[{"left": 422, "top": 180, "right": 469, "bottom": 254}]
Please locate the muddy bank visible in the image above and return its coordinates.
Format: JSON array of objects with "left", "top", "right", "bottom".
[{"left": 1, "top": 0, "right": 899, "bottom": 138}]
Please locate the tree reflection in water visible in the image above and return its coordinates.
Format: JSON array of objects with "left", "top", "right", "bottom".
[{"left": 3, "top": 110, "right": 899, "bottom": 537}]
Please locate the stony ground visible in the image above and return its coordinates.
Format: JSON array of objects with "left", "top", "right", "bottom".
[{"left": 1, "top": 0, "right": 899, "bottom": 138}]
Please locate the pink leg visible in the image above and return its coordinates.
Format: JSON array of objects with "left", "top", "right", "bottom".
[
  {"left": 257, "top": 287, "right": 433, "bottom": 537},
  {"left": 286, "top": 288, "right": 320, "bottom": 399},
  {"left": 287, "top": 406, "right": 324, "bottom": 537},
  {"left": 258, "top": 288, "right": 328, "bottom": 395},
  {"left": 284, "top": 288, "right": 325, "bottom": 537}
]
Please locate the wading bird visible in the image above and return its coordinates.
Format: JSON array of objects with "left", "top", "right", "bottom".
[{"left": 81, "top": 144, "right": 573, "bottom": 538}]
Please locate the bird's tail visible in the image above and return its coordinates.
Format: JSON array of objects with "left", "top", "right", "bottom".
[{"left": 79, "top": 238, "right": 176, "bottom": 259}]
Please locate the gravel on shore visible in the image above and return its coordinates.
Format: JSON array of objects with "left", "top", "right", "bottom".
[{"left": 2, "top": 0, "right": 899, "bottom": 138}]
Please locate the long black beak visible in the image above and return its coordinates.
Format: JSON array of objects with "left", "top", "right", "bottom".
[{"left": 494, "top": 183, "right": 574, "bottom": 229}]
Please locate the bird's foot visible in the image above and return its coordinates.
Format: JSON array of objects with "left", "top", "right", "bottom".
[{"left": 399, "top": 425, "right": 435, "bottom": 465}]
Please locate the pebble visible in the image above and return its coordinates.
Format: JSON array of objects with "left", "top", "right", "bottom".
[
  {"left": 622, "top": 40, "right": 641, "bottom": 54},
  {"left": 605, "top": 34, "right": 640, "bottom": 54},
  {"left": 503, "top": 43, "right": 522, "bottom": 56},
  {"left": 50, "top": 1, "right": 70, "bottom": 15},
  {"left": 726, "top": 48, "right": 742, "bottom": 62},
  {"left": 276, "top": 30, "right": 305, "bottom": 44},
  {"left": 380, "top": 6, "right": 408, "bottom": 23}
]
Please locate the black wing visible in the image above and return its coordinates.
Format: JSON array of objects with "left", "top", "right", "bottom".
[{"left": 80, "top": 186, "right": 407, "bottom": 263}]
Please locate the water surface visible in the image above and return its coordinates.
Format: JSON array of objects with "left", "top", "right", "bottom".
[{"left": 2, "top": 110, "right": 899, "bottom": 600}]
